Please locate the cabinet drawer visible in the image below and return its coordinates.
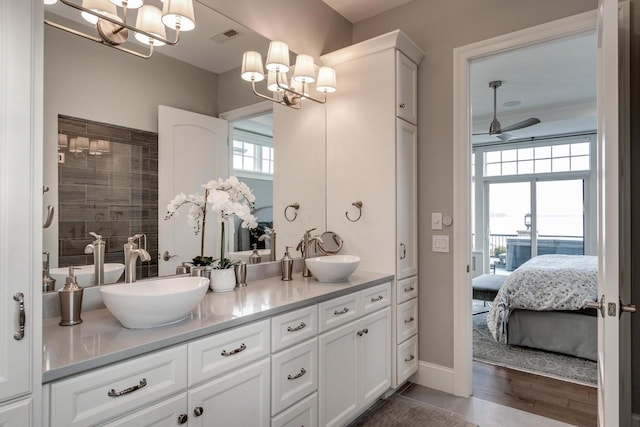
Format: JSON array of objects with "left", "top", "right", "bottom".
[
  {"left": 396, "top": 298, "right": 418, "bottom": 344},
  {"left": 271, "top": 392, "right": 317, "bottom": 427},
  {"left": 360, "top": 282, "right": 391, "bottom": 315},
  {"left": 189, "top": 319, "right": 270, "bottom": 386},
  {"left": 103, "top": 394, "right": 187, "bottom": 427},
  {"left": 271, "top": 338, "right": 318, "bottom": 415},
  {"left": 271, "top": 305, "right": 318, "bottom": 353},
  {"left": 397, "top": 335, "right": 418, "bottom": 385},
  {"left": 50, "top": 346, "right": 187, "bottom": 427},
  {"left": 318, "top": 293, "right": 360, "bottom": 333},
  {"left": 396, "top": 276, "right": 418, "bottom": 304}
]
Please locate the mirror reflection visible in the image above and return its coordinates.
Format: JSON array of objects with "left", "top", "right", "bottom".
[{"left": 43, "top": 0, "right": 326, "bottom": 291}]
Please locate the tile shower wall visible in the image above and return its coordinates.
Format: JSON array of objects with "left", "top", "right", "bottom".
[{"left": 58, "top": 115, "right": 158, "bottom": 280}]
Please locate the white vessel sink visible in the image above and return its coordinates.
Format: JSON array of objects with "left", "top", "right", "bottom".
[
  {"left": 100, "top": 276, "right": 209, "bottom": 329},
  {"left": 305, "top": 255, "right": 360, "bottom": 283},
  {"left": 50, "top": 263, "right": 125, "bottom": 288}
]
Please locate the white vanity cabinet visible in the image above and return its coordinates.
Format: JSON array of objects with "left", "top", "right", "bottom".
[{"left": 323, "top": 30, "right": 423, "bottom": 389}]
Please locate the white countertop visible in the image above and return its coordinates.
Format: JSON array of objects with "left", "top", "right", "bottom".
[{"left": 42, "top": 271, "right": 393, "bottom": 383}]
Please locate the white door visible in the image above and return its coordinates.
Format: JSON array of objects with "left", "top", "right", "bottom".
[
  {"left": 158, "top": 106, "right": 228, "bottom": 276},
  {"left": 0, "top": 0, "right": 40, "bottom": 404}
]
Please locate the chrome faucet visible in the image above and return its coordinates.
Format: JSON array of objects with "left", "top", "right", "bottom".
[
  {"left": 124, "top": 234, "right": 151, "bottom": 283},
  {"left": 297, "top": 228, "right": 324, "bottom": 277},
  {"left": 84, "top": 232, "right": 105, "bottom": 286},
  {"left": 258, "top": 228, "right": 276, "bottom": 262}
]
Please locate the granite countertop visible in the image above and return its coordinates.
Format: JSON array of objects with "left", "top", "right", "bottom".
[{"left": 42, "top": 271, "right": 393, "bottom": 383}]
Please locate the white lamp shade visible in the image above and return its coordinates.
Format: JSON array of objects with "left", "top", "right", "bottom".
[
  {"left": 89, "top": 140, "right": 102, "bottom": 156},
  {"left": 267, "top": 71, "right": 288, "bottom": 92},
  {"left": 58, "top": 134, "right": 68, "bottom": 148},
  {"left": 44, "top": 0, "right": 58, "bottom": 5},
  {"left": 109, "top": 0, "right": 143, "bottom": 9},
  {"left": 81, "top": 0, "right": 117, "bottom": 24},
  {"left": 135, "top": 5, "right": 167, "bottom": 46},
  {"left": 98, "top": 140, "right": 111, "bottom": 153},
  {"left": 316, "top": 66, "right": 337, "bottom": 93},
  {"left": 266, "top": 41, "right": 290, "bottom": 73},
  {"left": 293, "top": 54, "right": 316, "bottom": 83},
  {"left": 162, "top": 0, "right": 196, "bottom": 31},
  {"left": 241, "top": 51, "right": 265, "bottom": 82},
  {"left": 68, "top": 138, "right": 80, "bottom": 153},
  {"left": 76, "top": 136, "right": 90, "bottom": 151}
]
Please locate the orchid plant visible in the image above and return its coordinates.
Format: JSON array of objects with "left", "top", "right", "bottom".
[{"left": 165, "top": 176, "right": 257, "bottom": 269}]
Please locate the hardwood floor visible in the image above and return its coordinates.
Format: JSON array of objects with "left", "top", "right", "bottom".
[{"left": 473, "top": 361, "right": 598, "bottom": 427}]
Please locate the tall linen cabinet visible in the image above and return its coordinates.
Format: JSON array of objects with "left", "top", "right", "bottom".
[{"left": 322, "top": 30, "right": 423, "bottom": 389}]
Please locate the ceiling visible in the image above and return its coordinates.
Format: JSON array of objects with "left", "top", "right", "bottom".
[{"left": 322, "top": 0, "right": 413, "bottom": 23}]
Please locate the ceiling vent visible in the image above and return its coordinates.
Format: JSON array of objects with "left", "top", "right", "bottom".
[{"left": 211, "top": 28, "right": 241, "bottom": 43}]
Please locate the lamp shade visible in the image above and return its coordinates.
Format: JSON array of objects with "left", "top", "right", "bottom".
[
  {"left": 76, "top": 136, "right": 90, "bottom": 151},
  {"left": 266, "top": 41, "right": 290, "bottom": 73},
  {"left": 316, "top": 66, "right": 337, "bottom": 93},
  {"left": 135, "top": 5, "right": 167, "bottom": 46},
  {"left": 162, "top": 0, "right": 196, "bottom": 31},
  {"left": 44, "top": 0, "right": 58, "bottom": 4},
  {"left": 98, "top": 140, "right": 111, "bottom": 153},
  {"left": 81, "top": 0, "right": 117, "bottom": 24},
  {"left": 68, "top": 138, "right": 81, "bottom": 153},
  {"left": 267, "top": 71, "right": 288, "bottom": 92},
  {"left": 293, "top": 54, "right": 316, "bottom": 83},
  {"left": 290, "top": 80, "right": 309, "bottom": 98},
  {"left": 58, "top": 134, "right": 68, "bottom": 148},
  {"left": 241, "top": 51, "right": 265, "bottom": 82},
  {"left": 89, "top": 140, "right": 102, "bottom": 156},
  {"left": 108, "top": 0, "right": 143, "bottom": 9}
]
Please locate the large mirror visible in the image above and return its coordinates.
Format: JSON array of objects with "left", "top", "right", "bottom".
[{"left": 42, "top": 0, "right": 327, "bottom": 290}]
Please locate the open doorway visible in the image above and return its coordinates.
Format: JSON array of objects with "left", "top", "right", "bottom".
[{"left": 465, "top": 22, "right": 599, "bottom": 426}]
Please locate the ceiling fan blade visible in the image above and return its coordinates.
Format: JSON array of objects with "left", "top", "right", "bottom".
[
  {"left": 497, "top": 133, "right": 515, "bottom": 142},
  {"left": 500, "top": 117, "right": 541, "bottom": 133}
]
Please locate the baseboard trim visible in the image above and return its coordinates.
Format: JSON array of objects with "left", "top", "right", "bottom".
[
  {"left": 632, "top": 413, "right": 640, "bottom": 427},
  {"left": 409, "top": 360, "right": 455, "bottom": 395}
]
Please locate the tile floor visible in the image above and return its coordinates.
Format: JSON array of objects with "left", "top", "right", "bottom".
[{"left": 397, "top": 382, "right": 575, "bottom": 427}]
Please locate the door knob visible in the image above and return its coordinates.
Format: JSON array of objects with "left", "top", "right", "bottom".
[
  {"left": 620, "top": 299, "right": 636, "bottom": 317},
  {"left": 162, "top": 251, "right": 178, "bottom": 261}
]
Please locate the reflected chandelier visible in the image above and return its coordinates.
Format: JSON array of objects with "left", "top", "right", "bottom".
[
  {"left": 241, "top": 41, "right": 337, "bottom": 110},
  {"left": 43, "top": 0, "right": 196, "bottom": 58}
]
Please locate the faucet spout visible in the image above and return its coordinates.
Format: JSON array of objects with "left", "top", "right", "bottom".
[
  {"left": 301, "top": 228, "right": 323, "bottom": 278},
  {"left": 85, "top": 232, "right": 105, "bottom": 285},
  {"left": 124, "top": 234, "right": 151, "bottom": 283}
]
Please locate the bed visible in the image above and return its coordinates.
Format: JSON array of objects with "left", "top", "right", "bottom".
[{"left": 487, "top": 254, "right": 598, "bottom": 361}]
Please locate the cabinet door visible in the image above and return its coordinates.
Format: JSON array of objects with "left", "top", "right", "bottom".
[
  {"left": 359, "top": 307, "right": 391, "bottom": 407},
  {"left": 396, "top": 119, "right": 418, "bottom": 279},
  {"left": 396, "top": 52, "right": 418, "bottom": 124},
  {"left": 0, "top": 398, "right": 31, "bottom": 426},
  {"left": 188, "top": 358, "right": 270, "bottom": 427},
  {"left": 318, "top": 321, "right": 359, "bottom": 427},
  {"left": 103, "top": 394, "right": 188, "bottom": 427}
]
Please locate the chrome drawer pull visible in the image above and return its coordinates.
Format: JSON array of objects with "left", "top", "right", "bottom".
[
  {"left": 221, "top": 343, "right": 246, "bottom": 357},
  {"left": 178, "top": 414, "right": 188, "bottom": 424},
  {"left": 357, "top": 328, "right": 369, "bottom": 336},
  {"left": 193, "top": 406, "right": 204, "bottom": 417},
  {"left": 108, "top": 378, "right": 147, "bottom": 397},
  {"left": 287, "top": 322, "right": 306, "bottom": 332},
  {"left": 370, "top": 295, "right": 384, "bottom": 302},
  {"left": 404, "top": 354, "right": 415, "bottom": 362},
  {"left": 13, "top": 292, "right": 25, "bottom": 341},
  {"left": 334, "top": 307, "right": 349, "bottom": 316},
  {"left": 287, "top": 368, "right": 307, "bottom": 380},
  {"left": 404, "top": 316, "right": 415, "bottom": 324},
  {"left": 404, "top": 286, "right": 415, "bottom": 292}
]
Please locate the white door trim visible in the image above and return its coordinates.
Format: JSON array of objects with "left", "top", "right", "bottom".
[{"left": 451, "top": 10, "right": 598, "bottom": 397}]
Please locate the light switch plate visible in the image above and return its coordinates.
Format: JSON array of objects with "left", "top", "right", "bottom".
[
  {"left": 431, "top": 212, "right": 443, "bottom": 230},
  {"left": 432, "top": 235, "right": 449, "bottom": 253}
]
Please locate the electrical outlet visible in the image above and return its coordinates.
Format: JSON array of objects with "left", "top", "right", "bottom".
[
  {"left": 432, "top": 235, "right": 449, "bottom": 253},
  {"left": 58, "top": 152, "right": 65, "bottom": 163}
]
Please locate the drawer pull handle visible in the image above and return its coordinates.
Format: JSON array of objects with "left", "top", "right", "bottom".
[
  {"left": 221, "top": 343, "right": 246, "bottom": 357},
  {"left": 404, "top": 316, "right": 415, "bottom": 324},
  {"left": 193, "top": 406, "right": 204, "bottom": 417},
  {"left": 13, "top": 292, "right": 25, "bottom": 341},
  {"left": 370, "top": 295, "right": 384, "bottom": 302},
  {"left": 108, "top": 378, "right": 147, "bottom": 397},
  {"left": 334, "top": 307, "right": 349, "bottom": 316},
  {"left": 287, "top": 368, "right": 307, "bottom": 380},
  {"left": 399, "top": 243, "right": 407, "bottom": 260},
  {"left": 404, "top": 286, "right": 415, "bottom": 292},
  {"left": 287, "top": 322, "right": 306, "bottom": 332},
  {"left": 405, "top": 354, "right": 415, "bottom": 362},
  {"left": 178, "top": 414, "right": 188, "bottom": 424},
  {"left": 357, "top": 328, "right": 369, "bottom": 337}
]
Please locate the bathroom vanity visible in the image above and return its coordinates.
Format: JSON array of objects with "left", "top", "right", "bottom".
[{"left": 41, "top": 272, "right": 399, "bottom": 426}]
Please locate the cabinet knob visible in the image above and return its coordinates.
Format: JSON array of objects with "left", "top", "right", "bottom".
[
  {"left": 193, "top": 406, "right": 204, "bottom": 417},
  {"left": 399, "top": 102, "right": 406, "bottom": 109},
  {"left": 177, "top": 414, "right": 188, "bottom": 424}
]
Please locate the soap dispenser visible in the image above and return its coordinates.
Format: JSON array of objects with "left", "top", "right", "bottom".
[
  {"left": 59, "top": 266, "right": 83, "bottom": 326},
  {"left": 249, "top": 244, "right": 262, "bottom": 264},
  {"left": 281, "top": 246, "right": 293, "bottom": 281}
]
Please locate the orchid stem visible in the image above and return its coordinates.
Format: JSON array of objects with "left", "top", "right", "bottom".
[{"left": 201, "top": 189, "right": 208, "bottom": 259}]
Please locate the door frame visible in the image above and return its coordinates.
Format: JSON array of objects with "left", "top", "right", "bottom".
[{"left": 451, "top": 10, "right": 598, "bottom": 397}]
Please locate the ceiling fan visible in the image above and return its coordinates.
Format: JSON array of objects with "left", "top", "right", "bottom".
[{"left": 473, "top": 80, "right": 541, "bottom": 141}]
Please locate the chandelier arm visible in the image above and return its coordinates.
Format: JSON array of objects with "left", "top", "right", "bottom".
[
  {"left": 44, "top": 20, "right": 153, "bottom": 59},
  {"left": 251, "top": 82, "right": 301, "bottom": 110},
  {"left": 275, "top": 75, "right": 327, "bottom": 105},
  {"left": 58, "top": 0, "right": 181, "bottom": 46}
]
